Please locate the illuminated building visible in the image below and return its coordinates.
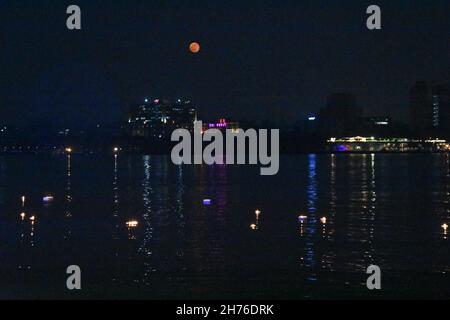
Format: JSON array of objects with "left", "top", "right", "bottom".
[
  {"left": 366, "top": 116, "right": 390, "bottom": 127},
  {"left": 202, "top": 118, "right": 240, "bottom": 133},
  {"left": 126, "top": 98, "right": 197, "bottom": 139},
  {"left": 169, "top": 99, "right": 197, "bottom": 130},
  {"left": 327, "top": 136, "right": 450, "bottom": 152},
  {"left": 363, "top": 116, "right": 392, "bottom": 136},
  {"left": 410, "top": 81, "right": 450, "bottom": 138}
]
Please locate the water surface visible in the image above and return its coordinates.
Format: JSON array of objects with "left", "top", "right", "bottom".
[{"left": 0, "top": 154, "right": 449, "bottom": 299}]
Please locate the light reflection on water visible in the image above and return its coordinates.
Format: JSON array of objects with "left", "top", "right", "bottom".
[{"left": 0, "top": 153, "right": 449, "bottom": 299}]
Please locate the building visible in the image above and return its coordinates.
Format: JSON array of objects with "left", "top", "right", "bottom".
[
  {"left": 318, "top": 93, "right": 363, "bottom": 136},
  {"left": 366, "top": 116, "right": 390, "bottom": 127},
  {"left": 125, "top": 98, "right": 197, "bottom": 140},
  {"left": 410, "top": 81, "right": 450, "bottom": 138},
  {"left": 169, "top": 99, "right": 197, "bottom": 130},
  {"left": 327, "top": 136, "right": 449, "bottom": 152},
  {"left": 202, "top": 118, "right": 240, "bottom": 133},
  {"left": 363, "top": 116, "right": 391, "bottom": 136}
]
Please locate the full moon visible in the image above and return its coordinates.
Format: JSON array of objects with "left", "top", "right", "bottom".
[{"left": 189, "top": 42, "right": 200, "bottom": 53}]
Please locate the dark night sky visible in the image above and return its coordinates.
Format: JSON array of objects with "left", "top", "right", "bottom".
[{"left": 0, "top": 0, "right": 449, "bottom": 128}]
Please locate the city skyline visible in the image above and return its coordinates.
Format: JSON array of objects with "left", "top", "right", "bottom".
[
  {"left": 1, "top": 1, "right": 450, "bottom": 303},
  {"left": 1, "top": 0, "right": 450, "bottom": 127}
]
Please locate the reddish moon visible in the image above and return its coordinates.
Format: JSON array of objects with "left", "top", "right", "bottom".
[{"left": 189, "top": 42, "right": 200, "bottom": 53}]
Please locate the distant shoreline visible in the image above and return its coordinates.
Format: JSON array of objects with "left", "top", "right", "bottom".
[{"left": 0, "top": 150, "right": 448, "bottom": 156}]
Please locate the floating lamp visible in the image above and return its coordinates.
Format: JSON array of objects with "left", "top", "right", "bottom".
[
  {"left": 65, "top": 147, "right": 72, "bottom": 154},
  {"left": 126, "top": 220, "right": 139, "bottom": 228},
  {"left": 442, "top": 223, "right": 448, "bottom": 232},
  {"left": 43, "top": 195, "right": 54, "bottom": 203},
  {"left": 20, "top": 212, "right": 26, "bottom": 220},
  {"left": 250, "top": 224, "right": 257, "bottom": 230},
  {"left": 298, "top": 215, "right": 307, "bottom": 223},
  {"left": 320, "top": 217, "right": 327, "bottom": 224},
  {"left": 29, "top": 216, "right": 35, "bottom": 221}
]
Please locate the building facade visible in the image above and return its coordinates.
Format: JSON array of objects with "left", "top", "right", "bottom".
[
  {"left": 410, "top": 81, "right": 450, "bottom": 138},
  {"left": 125, "top": 98, "right": 197, "bottom": 140},
  {"left": 318, "top": 93, "right": 364, "bottom": 136}
]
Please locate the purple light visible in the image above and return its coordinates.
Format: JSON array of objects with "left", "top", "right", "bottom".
[
  {"left": 203, "top": 199, "right": 212, "bottom": 205},
  {"left": 336, "top": 145, "right": 348, "bottom": 152}
]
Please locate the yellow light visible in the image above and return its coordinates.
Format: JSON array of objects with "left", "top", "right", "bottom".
[
  {"left": 113, "top": 147, "right": 119, "bottom": 153},
  {"left": 21, "top": 196, "right": 25, "bottom": 204},
  {"left": 442, "top": 223, "right": 448, "bottom": 231},
  {"left": 29, "top": 215, "right": 35, "bottom": 221},
  {"left": 126, "top": 220, "right": 139, "bottom": 228},
  {"left": 320, "top": 217, "right": 327, "bottom": 224},
  {"left": 20, "top": 212, "right": 26, "bottom": 220},
  {"left": 65, "top": 147, "right": 72, "bottom": 153},
  {"left": 250, "top": 224, "right": 257, "bottom": 230},
  {"left": 255, "top": 209, "right": 261, "bottom": 216}
]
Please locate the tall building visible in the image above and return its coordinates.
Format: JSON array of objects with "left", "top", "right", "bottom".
[
  {"left": 125, "top": 98, "right": 197, "bottom": 139},
  {"left": 410, "top": 81, "right": 450, "bottom": 138},
  {"left": 169, "top": 99, "right": 197, "bottom": 130},
  {"left": 318, "top": 93, "right": 363, "bottom": 136}
]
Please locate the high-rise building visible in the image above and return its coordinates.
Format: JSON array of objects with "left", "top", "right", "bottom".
[
  {"left": 318, "top": 93, "right": 363, "bottom": 136},
  {"left": 410, "top": 81, "right": 450, "bottom": 138},
  {"left": 125, "top": 98, "right": 197, "bottom": 139},
  {"left": 169, "top": 99, "right": 197, "bottom": 129}
]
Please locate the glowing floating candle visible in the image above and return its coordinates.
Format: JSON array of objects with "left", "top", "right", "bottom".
[
  {"left": 43, "top": 195, "right": 54, "bottom": 203},
  {"left": 126, "top": 220, "right": 139, "bottom": 228},
  {"left": 320, "top": 217, "right": 327, "bottom": 224}
]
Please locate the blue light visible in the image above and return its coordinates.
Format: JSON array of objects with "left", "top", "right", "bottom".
[
  {"left": 203, "top": 199, "right": 212, "bottom": 205},
  {"left": 337, "top": 144, "right": 348, "bottom": 152},
  {"left": 308, "top": 116, "right": 316, "bottom": 121},
  {"left": 144, "top": 98, "right": 149, "bottom": 103}
]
